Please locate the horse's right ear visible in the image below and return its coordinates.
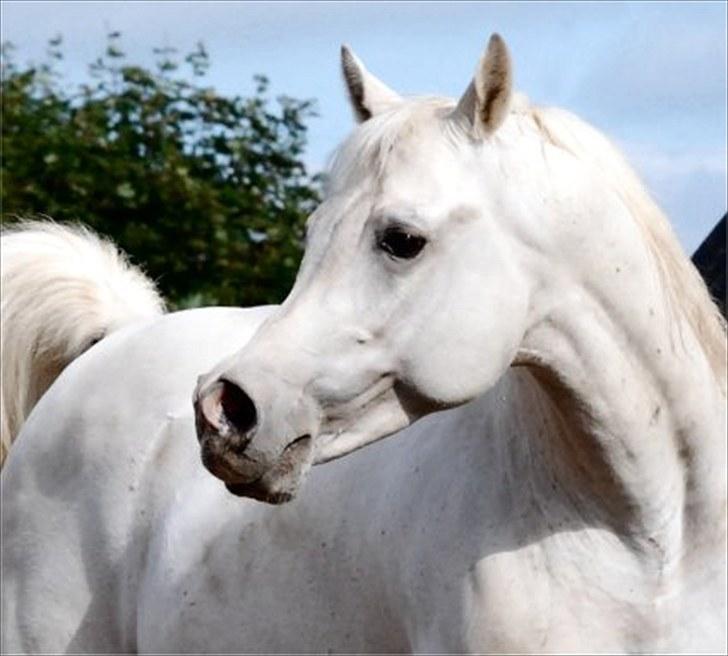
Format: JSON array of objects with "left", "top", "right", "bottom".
[
  {"left": 341, "top": 45, "right": 402, "bottom": 123},
  {"left": 454, "top": 34, "right": 513, "bottom": 136}
]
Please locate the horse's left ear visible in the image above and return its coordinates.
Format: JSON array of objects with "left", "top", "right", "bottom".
[
  {"left": 454, "top": 34, "right": 513, "bottom": 136},
  {"left": 341, "top": 45, "right": 403, "bottom": 123}
]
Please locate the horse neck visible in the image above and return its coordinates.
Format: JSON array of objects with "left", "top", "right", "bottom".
[{"left": 513, "top": 222, "right": 727, "bottom": 578}]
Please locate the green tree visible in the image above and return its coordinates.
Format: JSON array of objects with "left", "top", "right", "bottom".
[{"left": 1, "top": 33, "right": 321, "bottom": 307}]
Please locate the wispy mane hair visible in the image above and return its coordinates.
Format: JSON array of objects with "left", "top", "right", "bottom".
[{"left": 0, "top": 221, "right": 165, "bottom": 465}]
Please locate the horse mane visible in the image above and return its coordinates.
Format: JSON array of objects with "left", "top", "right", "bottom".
[
  {"left": 327, "top": 96, "right": 727, "bottom": 390},
  {"left": 0, "top": 220, "right": 165, "bottom": 465},
  {"left": 525, "top": 104, "right": 727, "bottom": 390}
]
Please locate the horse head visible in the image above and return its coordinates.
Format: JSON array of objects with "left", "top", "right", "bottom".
[{"left": 193, "top": 35, "right": 540, "bottom": 503}]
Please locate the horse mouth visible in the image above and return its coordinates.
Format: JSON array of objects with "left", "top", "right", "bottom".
[
  {"left": 225, "top": 480, "right": 292, "bottom": 504},
  {"left": 222, "top": 434, "right": 314, "bottom": 504}
]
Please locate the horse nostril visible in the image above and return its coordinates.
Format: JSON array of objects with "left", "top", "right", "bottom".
[{"left": 220, "top": 379, "right": 258, "bottom": 436}]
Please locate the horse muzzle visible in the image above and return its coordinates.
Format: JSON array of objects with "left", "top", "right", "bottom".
[{"left": 193, "top": 376, "right": 317, "bottom": 504}]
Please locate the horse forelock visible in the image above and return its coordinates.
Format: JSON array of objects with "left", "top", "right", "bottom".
[{"left": 326, "top": 97, "right": 457, "bottom": 197}]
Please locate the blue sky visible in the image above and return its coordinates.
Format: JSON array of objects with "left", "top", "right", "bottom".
[{"left": 2, "top": 1, "right": 726, "bottom": 252}]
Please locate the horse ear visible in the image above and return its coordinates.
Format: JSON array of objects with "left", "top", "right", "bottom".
[
  {"left": 454, "top": 34, "right": 513, "bottom": 135},
  {"left": 341, "top": 45, "right": 403, "bottom": 123}
]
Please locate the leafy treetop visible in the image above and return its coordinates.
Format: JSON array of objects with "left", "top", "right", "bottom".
[{"left": 1, "top": 32, "right": 322, "bottom": 308}]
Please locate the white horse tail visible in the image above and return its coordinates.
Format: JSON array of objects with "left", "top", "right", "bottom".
[{"left": 0, "top": 220, "right": 165, "bottom": 465}]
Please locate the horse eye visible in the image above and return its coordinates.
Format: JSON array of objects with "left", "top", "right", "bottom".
[{"left": 378, "top": 227, "right": 427, "bottom": 260}]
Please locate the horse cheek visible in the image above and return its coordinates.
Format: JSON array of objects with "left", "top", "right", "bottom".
[{"left": 401, "top": 296, "right": 525, "bottom": 409}]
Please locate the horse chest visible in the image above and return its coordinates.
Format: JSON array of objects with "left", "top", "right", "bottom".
[{"left": 138, "top": 414, "right": 648, "bottom": 654}]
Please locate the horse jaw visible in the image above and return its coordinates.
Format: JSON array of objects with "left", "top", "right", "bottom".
[{"left": 313, "top": 382, "right": 420, "bottom": 464}]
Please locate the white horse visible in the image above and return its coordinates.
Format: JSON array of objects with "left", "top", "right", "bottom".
[
  {"left": 2, "top": 36, "right": 726, "bottom": 654},
  {"left": 0, "top": 221, "right": 164, "bottom": 465}
]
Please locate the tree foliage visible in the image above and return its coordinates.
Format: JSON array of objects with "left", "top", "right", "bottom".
[{"left": 1, "top": 33, "right": 321, "bottom": 307}]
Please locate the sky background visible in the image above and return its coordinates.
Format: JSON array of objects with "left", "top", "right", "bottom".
[{"left": 2, "top": 1, "right": 726, "bottom": 253}]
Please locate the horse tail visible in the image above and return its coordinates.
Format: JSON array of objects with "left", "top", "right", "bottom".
[{"left": 0, "top": 220, "right": 166, "bottom": 466}]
